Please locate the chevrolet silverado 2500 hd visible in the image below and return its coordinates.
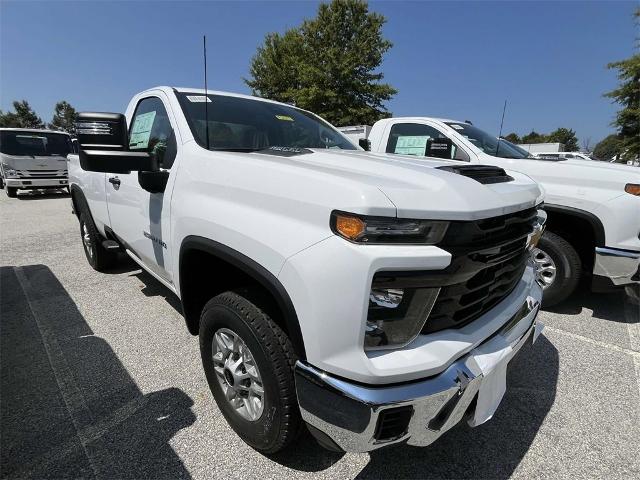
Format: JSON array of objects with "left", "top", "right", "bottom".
[
  {"left": 68, "top": 87, "right": 545, "bottom": 453},
  {"left": 1, "top": 128, "right": 72, "bottom": 197},
  {"left": 351, "top": 118, "right": 640, "bottom": 306}
]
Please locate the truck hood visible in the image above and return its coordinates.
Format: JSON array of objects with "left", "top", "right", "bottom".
[
  {"left": 0, "top": 153, "right": 68, "bottom": 171},
  {"left": 249, "top": 148, "right": 543, "bottom": 220},
  {"left": 488, "top": 154, "right": 640, "bottom": 199}
]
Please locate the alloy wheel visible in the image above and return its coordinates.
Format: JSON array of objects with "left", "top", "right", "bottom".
[
  {"left": 531, "top": 247, "right": 557, "bottom": 288},
  {"left": 212, "top": 328, "right": 265, "bottom": 421}
]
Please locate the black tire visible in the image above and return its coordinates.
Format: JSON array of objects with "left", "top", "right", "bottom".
[
  {"left": 199, "top": 290, "right": 301, "bottom": 454},
  {"left": 535, "top": 230, "right": 582, "bottom": 307},
  {"left": 6, "top": 187, "right": 17, "bottom": 198},
  {"left": 78, "top": 209, "right": 117, "bottom": 271},
  {"left": 0, "top": 177, "right": 4, "bottom": 189}
]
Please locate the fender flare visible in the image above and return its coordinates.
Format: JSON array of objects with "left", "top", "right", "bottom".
[
  {"left": 544, "top": 203, "right": 606, "bottom": 247},
  {"left": 179, "top": 236, "right": 306, "bottom": 359},
  {"left": 69, "top": 183, "right": 92, "bottom": 220}
]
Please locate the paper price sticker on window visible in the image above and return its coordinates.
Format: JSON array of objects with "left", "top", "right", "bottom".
[
  {"left": 129, "top": 111, "right": 156, "bottom": 149},
  {"left": 275, "top": 115, "right": 294, "bottom": 122},
  {"left": 394, "top": 135, "right": 429, "bottom": 155}
]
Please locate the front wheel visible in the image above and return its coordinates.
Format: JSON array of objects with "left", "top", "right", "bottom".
[
  {"left": 78, "top": 210, "right": 117, "bottom": 271},
  {"left": 6, "top": 187, "right": 17, "bottom": 198},
  {"left": 532, "top": 230, "right": 582, "bottom": 307},
  {"left": 199, "top": 290, "right": 301, "bottom": 454}
]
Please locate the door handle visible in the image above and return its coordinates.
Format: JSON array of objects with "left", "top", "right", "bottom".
[{"left": 108, "top": 176, "right": 121, "bottom": 188}]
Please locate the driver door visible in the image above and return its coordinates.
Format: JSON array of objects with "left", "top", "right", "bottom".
[{"left": 106, "top": 94, "right": 178, "bottom": 283}]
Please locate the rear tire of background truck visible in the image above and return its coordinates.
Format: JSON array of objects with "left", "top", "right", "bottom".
[
  {"left": 199, "top": 290, "right": 301, "bottom": 454},
  {"left": 533, "top": 230, "right": 582, "bottom": 308},
  {"left": 78, "top": 210, "right": 117, "bottom": 272},
  {"left": 6, "top": 187, "right": 17, "bottom": 198}
]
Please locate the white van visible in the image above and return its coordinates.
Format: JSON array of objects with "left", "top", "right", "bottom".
[{"left": 0, "top": 128, "right": 72, "bottom": 197}]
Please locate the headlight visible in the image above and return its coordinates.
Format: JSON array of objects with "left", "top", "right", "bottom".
[
  {"left": 625, "top": 184, "right": 640, "bottom": 196},
  {"left": 365, "top": 272, "right": 440, "bottom": 351},
  {"left": 331, "top": 211, "right": 449, "bottom": 244},
  {"left": 4, "top": 168, "right": 17, "bottom": 177}
]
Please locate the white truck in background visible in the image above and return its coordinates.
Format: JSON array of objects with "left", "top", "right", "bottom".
[
  {"left": 0, "top": 128, "right": 72, "bottom": 197},
  {"left": 342, "top": 118, "right": 640, "bottom": 306},
  {"left": 68, "top": 86, "right": 546, "bottom": 454}
]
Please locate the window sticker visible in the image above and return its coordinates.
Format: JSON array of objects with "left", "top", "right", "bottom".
[
  {"left": 394, "top": 135, "right": 430, "bottom": 155},
  {"left": 449, "top": 124, "right": 464, "bottom": 130},
  {"left": 186, "top": 95, "right": 212, "bottom": 103},
  {"left": 275, "top": 114, "right": 294, "bottom": 121},
  {"left": 129, "top": 111, "right": 156, "bottom": 149}
]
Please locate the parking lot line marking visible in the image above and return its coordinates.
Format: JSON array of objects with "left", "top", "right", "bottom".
[
  {"left": 14, "top": 266, "right": 99, "bottom": 479},
  {"left": 544, "top": 326, "right": 640, "bottom": 359}
]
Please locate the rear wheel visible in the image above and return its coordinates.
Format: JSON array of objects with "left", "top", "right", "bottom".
[
  {"left": 78, "top": 210, "right": 117, "bottom": 271},
  {"left": 533, "top": 230, "right": 581, "bottom": 307},
  {"left": 6, "top": 187, "right": 17, "bottom": 198},
  {"left": 199, "top": 290, "right": 301, "bottom": 454}
]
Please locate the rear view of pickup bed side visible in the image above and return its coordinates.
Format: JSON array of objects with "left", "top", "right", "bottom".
[{"left": 67, "top": 86, "right": 545, "bottom": 454}]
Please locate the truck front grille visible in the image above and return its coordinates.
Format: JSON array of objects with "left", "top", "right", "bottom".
[
  {"left": 17, "top": 169, "right": 67, "bottom": 178},
  {"left": 369, "top": 207, "right": 537, "bottom": 335},
  {"left": 422, "top": 207, "right": 537, "bottom": 333}
]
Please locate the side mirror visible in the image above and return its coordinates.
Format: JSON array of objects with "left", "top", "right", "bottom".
[
  {"left": 426, "top": 138, "right": 453, "bottom": 159},
  {"left": 75, "top": 112, "right": 158, "bottom": 174},
  {"left": 358, "top": 138, "right": 371, "bottom": 151},
  {"left": 76, "top": 112, "right": 128, "bottom": 151}
]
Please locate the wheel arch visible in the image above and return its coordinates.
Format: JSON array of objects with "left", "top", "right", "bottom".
[
  {"left": 178, "top": 236, "right": 306, "bottom": 360},
  {"left": 544, "top": 204, "right": 605, "bottom": 270}
]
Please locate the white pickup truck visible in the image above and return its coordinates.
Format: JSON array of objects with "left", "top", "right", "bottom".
[
  {"left": 68, "top": 86, "right": 546, "bottom": 454},
  {"left": 351, "top": 118, "right": 640, "bottom": 306}
]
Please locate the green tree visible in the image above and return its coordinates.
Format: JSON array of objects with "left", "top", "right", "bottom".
[
  {"left": 593, "top": 134, "right": 623, "bottom": 161},
  {"left": 547, "top": 127, "right": 579, "bottom": 151},
  {"left": 246, "top": 0, "right": 397, "bottom": 126},
  {"left": 0, "top": 100, "right": 44, "bottom": 128},
  {"left": 604, "top": 8, "right": 640, "bottom": 158},
  {"left": 503, "top": 132, "right": 521, "bottom": 144},
  {"left": 48, "top": 101, "right": 78, "bottom": 133},
  {"left": 520, "top": 130, "right": 547, "bottom": 144}
]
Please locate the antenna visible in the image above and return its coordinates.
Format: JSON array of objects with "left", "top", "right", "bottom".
[
  {"left": 203, "top": 35, "right": 210, "bottom": 150},
  {"left": 495, "top": 99, "right": 507, "bottom": 157}
]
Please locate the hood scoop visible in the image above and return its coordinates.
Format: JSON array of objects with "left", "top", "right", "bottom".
[{"left": 437, "top": 165, "right": 514, "bottom": 184}]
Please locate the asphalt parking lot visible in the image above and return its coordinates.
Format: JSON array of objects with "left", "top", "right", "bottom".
[{"left": 1, "top": 190, "right": 639, "bottom": 480}]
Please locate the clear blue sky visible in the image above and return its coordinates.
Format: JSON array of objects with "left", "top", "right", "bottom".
[{"left": 1, "top": 0, "right": 637, "bottom": 145}]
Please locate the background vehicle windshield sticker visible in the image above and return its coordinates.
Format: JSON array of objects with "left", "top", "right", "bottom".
[
  {"left": 449, "top": 124, "right": 464, "bottom": 130},
  {"left": 129, "top": 111, "right": 156, "bottom": 149},
  {"left": 395, "top": 135, "right": 429, "bottom": 155},
  {"left": 275, "top": 115, "right": 294, "bottom": 121},
  {"left": 186, "top": 95, "right": 211, "bottom": 102}
]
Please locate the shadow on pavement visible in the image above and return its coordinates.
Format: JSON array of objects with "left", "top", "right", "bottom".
[
  {"left": 354, "top": 336, "right": 559, "bottom": 479},
  {"left": 0, "top": 265, "right": 196, "bottom": 479},
  {"left": 544, "top": 283, "right": 635, "bottom": 323}
]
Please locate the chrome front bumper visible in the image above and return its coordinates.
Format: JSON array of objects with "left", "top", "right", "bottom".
[
  {"left": 295, "top": 295, "right": 542, "bottom": 453},
  {"left": 594, "top": 247, "right": 640, "bottom": 286}
]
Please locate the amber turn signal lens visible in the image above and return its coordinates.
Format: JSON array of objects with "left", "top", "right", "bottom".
[
  {"left": 625, "top": 184, "right": 640, "bottom": 196},
  {"left": 335, "top": 214, "right": 365, "bottom": 240}
]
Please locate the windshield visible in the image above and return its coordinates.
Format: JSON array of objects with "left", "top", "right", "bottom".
[
  {"left": 501, "top": 139, "right": 534, "bottom": 157},
  {"left": 445, "top": 122, "right": 528, "bottom": 159},
  {"left": 176, "top": 92, "right": 356, "bottom": 152},
  {"left": 0, "top": 131, "right": 72, "bottom": 157}
]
